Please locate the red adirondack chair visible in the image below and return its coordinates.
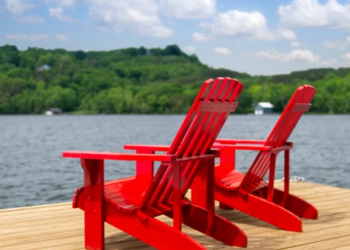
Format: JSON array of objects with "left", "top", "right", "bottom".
[
  {"left": 63, "top": 77, "right": 247, "bottom": 250},
  {"left": 204, "top": 85, "right": 317, "bottom": 232}
]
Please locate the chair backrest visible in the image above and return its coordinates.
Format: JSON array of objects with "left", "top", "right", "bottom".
[
  {"left": 239, "top": 85, "right": 316, "bottom": 193},
  {"left": 138, "top": 77, "right": 243, "bottom": 212}
]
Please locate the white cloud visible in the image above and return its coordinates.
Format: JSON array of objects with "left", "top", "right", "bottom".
[
  {"left": 290, "top": 42, "right": 301, "bottom": 47},
  {"left": 214, "top": 47, "right": 231, "bottom": 55},
  {"left": 324, "top": 39, "right": 348, "bottom": 49},
  {"left": 347, "top": 36, "right": 350, "bottom": 43},
  {"left": 46, "top": 0, "right": 76, "bottom": 6},
  {"left": 16, "top": 14, "right": 44, "bottom": 23},
  {"left": 240, "top": 49, "right": 321, "bottom": 63},
  {"left": 61, "top": 0, "right": 75, "bottom": 6},
  {"left": 4, "top": 0, "right": 44, "bottom": 24},
  {"left": 278, "top": 0, "right": 350, "bottom": 30},
  {"left": 192, "top": 32, "right": 212, "bottom": 41},
  {"left": 256, "top": 49, "right": 320, "bottom": 63},
  {"left": 5, "top": 0, "right": 34, "bottom": 14},
  {"left": 55, "top": 34, "right": 68, "bottom": 41},
  {"left": 342, "top": 53, "right": 350, "bottom": 62},
  {"left": 159, "top": 0, "right": 216, "bottom": 19},
  {"left": 5, "top": 34, "right": 48, "bottom": 41},
  {"left": 201, "top": 10, "right": 296, "bottom": 41},
  {"left": 49, "top": 7, "right": 72, "bottom": 21},
  {"left": 240, "top": 49, "right": 349, "bottom": 67},
  {"left": 88, "top": 0, "right": 173, "bottom": 37},
  {"left": 183, "top": 46, "right": 196, "bottom": 54}
]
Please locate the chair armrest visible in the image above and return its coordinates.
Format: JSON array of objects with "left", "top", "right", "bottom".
[
  {"left": 62, "top": 151, "right": 176, "bottom": 162},
  {"left": 272, "top": 143, "right": 293, "bottom": 152},
  {"left": 215, "top": 139, "right": 266, "bottom": 145},
  {"left": 212, "top": 144, "right": 272, "bottom": 152},
  {"left": 124, "top": 144, "right": 220, "bottom": 156},
  {"left": 124, "top": 144, "right": 170, "bottom": 152}
]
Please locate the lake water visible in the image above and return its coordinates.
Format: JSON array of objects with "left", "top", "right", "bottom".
[{"left": 0, "top": 115, "right": 349, "bottom": 209}]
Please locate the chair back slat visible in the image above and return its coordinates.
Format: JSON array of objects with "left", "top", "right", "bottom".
[
  {"left": 153, "top": 78, "right": 241, "bottom": 207},
  {"left": 239, "top": 85, "right": 316, "bottom": 193},
  {"left": 138, "top": 78, "right": 243, "bottom": 212}
]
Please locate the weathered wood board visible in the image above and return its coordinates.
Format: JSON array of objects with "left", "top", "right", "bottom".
[{"left": 0, "top": 182, "right": 349, "bottom": 250}]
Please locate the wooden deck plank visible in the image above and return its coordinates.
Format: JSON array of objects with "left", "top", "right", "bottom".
[
  {"left": 284, "top": 235, "right": 350, "bottom": 250},
  {"left": 0, "top": 182, "right": 349, "bottom": 250}
]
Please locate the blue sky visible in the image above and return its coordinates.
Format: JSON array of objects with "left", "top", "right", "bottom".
[{"left": 1, "top": 0, "right": 350, "bottom": 75}]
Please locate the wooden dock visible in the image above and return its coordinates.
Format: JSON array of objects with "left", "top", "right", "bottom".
[{"left": 1, "top": 182, "right": 350, "bottom": 250}]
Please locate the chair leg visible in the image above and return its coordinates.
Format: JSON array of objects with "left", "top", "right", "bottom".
[
  {"left": 84, "top": 205, "right": 104, "bottom": 250},
  {"left": 191, "top": 159, "right": 215, "bottom": 232},
  {"left": 216, "top": 187, "right": 302, "bottom": 232},
  {"left": 172, "top": 163, "right": 182, "bottom": 231},
  {"left": 81, "top": 159, "right": 105, "bottom": 250}
]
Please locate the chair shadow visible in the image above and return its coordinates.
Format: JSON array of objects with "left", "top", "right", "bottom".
[
  {"left": 104, "top": 224, "right": 282, "bottom": 250},
  {"left": 302, "top": 211, "right": 347, "bottom": 225},
  {"left": 245, "top": 235, "right": 286, "bottom": 250},
  {"left": 102, "top": 211, "right": 346, "bottom": 250},
  {"left": 217, "top": 208, "right": 347, "bottom": 229},
  {"left": 185, "top": 232, "right": 285, "bottom": 250}
]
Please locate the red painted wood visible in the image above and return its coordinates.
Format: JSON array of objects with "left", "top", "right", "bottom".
[
  {"left": 124, "top": 144, "right": 170, "bottom": 151},
  {"left": 269, "top": 188, "right": 318, "bottom": 219},
  {"left": 239, "top": 85, "right": 316, "bottom": 193},
  {"left": 135, "top": 149, "right": 154, "bottom": 183},
  {"left": 215, "top": 147, "right": 235, "bottom": 179},
  {"left": 63, "top": 151, "right": 175, "bottom": 162},
  {"left": 175, "top": 154, "right": 217, "bottom": 163},
  {"left": 215, "top": 139, "right": 265, "bottom": 144},
  {"left": 137, "top": 79, "right": 217, "bottom": 211},
  {"left": 81, "top": 159, "right": 105, "bottom": 250},
  {"left": 291, "top": 103, "right": 311, "bottom": 112},
  {"left": 271, "top": 144, "right": 293, "bottom": 153},
  {"left": 283, "top": 149, "right": 290, "bottom": 206},
  {"left": 172, "top": 163, "right": 182, "bottom": 231},
  {"left": 211, "top": 85, "right": 318, "bottom": 232},
  {"left": 267, "top": 154, "right": 276, "bottom": 202},
  {"left": 179, "top": 79, "right": 242, "bottom": 196},
  {"left": 171, "top": 204, "right": 247, "bottom": 247},
  {"left": 213, "top": 144, "right": 272, "bottom": 151},
  {"left": 206, "top": 159, "right": 215, "bottom": 232},
  {"left": 191, "top": 159, "right": 215, "bottom": 232},
  {"left": 179, "top": 79, "right": 241, "bottom": 198},
  {"left": 141, "top": 77, "right": 243, "bottom": 210},
  {"left": 215, "top": 187, "right": 302, "bottom": 232},
  {"left": 196, "top": 101, "right": 238, "bottom": 112},
  {"left": 63, "top": 77, "right": 247, "bottom": 250}
]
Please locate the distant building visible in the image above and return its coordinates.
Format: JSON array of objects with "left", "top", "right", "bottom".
[
  {"left": 254, "top": 102, "right": 273, "bottom": 115},
  {"left": 45, "top": 108, "right": 62, "bottom": 115},
  {"left": 37, "top": 64, "right": 51, "bottom": 71}
]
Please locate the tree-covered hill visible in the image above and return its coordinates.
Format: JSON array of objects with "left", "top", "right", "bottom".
[{"left": 0, "top": 44, "right": 349, "bottom": 114}]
